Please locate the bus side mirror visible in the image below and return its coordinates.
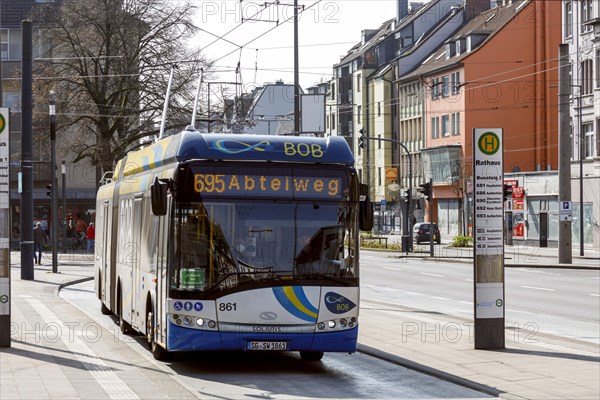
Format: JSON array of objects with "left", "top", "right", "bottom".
[
  {"left": 151, "top": 177, "right": 168, "bottom": 216},
  {"left": 359, "top": 184, "right": 374, "bottom": 231}
]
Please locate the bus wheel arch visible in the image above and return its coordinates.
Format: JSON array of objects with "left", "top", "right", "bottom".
[
  {"left": 98, "top": 271, "right": 112, "bottom": 315},
  {"left": 146, "top": 305, "right": 170, "bottom": 360},
  {"left": 117, "top": 279, "right": 132, "bottom": 334}
]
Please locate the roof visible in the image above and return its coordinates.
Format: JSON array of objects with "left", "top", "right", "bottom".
[
  {"left": 0, "top": 0, "right": 35, "bottom": 28},
  {"left": 335, "top": 18, "right": 396, "bottom": 67},
  {"left": 404, "top": 0, "right": 528, "bottom": 80},
  {"left": 118, "top": 130, "right": 355, "bottom": 179},
  {"left": 0, "top": 0, "right": 61, "bottom": 29}
]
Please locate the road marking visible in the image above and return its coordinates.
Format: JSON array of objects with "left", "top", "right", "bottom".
[
  {"left": 590, "top": 294, "right": 600, "bottom": 297},
  {"left": 421, "top": 272, "right": 443, "bottom": 277},
  {"left": 465, "top": 279, "right": 473, "bottom": 282},
  {"left": 459, "top": 301, "right": 472, "bottom": 305},
  {"left": 405, "top": 291, "right": 423, "bottom": 296},
  {"left": 521, "top": 285, "right": 555, "bottom": 291},
  {"left": 513, "top": 268, "right": 563, "bottom": 276},
  {"left": 27, "top": 298, "right": 140, "bottom": 400},
  {"left": 383, "top": 267, "right": 403, "bottom": 271}
]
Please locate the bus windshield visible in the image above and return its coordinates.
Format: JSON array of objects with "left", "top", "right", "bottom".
[
  {"left": 169, "top": 165, "right": 358, "bottom": 296},
  {"left": 171, "top": 200, "right": 358, "bottom": 295}
]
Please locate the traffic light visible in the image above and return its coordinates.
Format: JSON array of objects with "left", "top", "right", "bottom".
[
  {"left": 503, "top": 184, "right": 513, "bottom": 202},
  {"left": 46, "top": 184, "right": 52, "bottom": 198},
  {"left": 358, "top": 128, "right": 367, "bottom": 149},
  {"left": 418, "top": 181, "right": 432, "bottom": 202}
]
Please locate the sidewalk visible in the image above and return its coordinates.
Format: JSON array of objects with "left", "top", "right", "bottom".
[
  {"left": 1, "top": 250, "right": 599, "bottom": 399},
  {"left": 360, "top": 240, "right": 600, "bottom": 399},
  {"left": 372, "top": 235, "right": 600, "bottom": 269},
  {"left": 0, "top": 251, "right": 199, "bottom": 400}
]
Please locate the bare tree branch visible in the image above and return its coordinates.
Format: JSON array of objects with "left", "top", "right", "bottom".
[{"left": 32, "top": 0, "right": 210, "bottom": 175}]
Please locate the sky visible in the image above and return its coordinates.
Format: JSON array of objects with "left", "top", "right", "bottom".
[{"left": 191, "top": 0, "right": 400, "bottom": 93}]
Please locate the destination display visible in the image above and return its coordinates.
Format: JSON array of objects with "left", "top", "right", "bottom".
[{"left": 188, "top": 166, "right": 346, "bottom": 200}]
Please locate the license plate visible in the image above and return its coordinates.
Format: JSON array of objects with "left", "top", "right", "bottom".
[{"left": 247, "top": 341, "right": 287, "bottom": 351}]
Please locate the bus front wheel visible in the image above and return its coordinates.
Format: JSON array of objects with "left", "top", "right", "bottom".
[
  {"left": 300, "top": 351, "right": 324, "bottom": 361},
  {"left": 147, "top": 311, "right": 170, "bottom": 361}
]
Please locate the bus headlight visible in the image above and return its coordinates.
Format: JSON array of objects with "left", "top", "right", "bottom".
[
  {"left": 318, "top": 322, "right": 325, "bottom": 330},
  {"left": 328, "top": 320, "right": 336, "bottom": 329},
  {"left": 208, "top": 320, "right": 216, "bottom": 329},
  {"left": 183, "top": 316, "right": 192, "bottom": 325},
  {"left": 196, "top": 318, "right": 205, "bottom": 327}
]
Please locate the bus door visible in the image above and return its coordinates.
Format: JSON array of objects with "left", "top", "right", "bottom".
[
  {"left": 101, "top": 201, "right": 111, "bottom": 306},
  {"left": 156, "top": 196, "right": 171, "bottom": 345},
  {"left": 131, "top": 196, "right": 143, "bottom": 329}
]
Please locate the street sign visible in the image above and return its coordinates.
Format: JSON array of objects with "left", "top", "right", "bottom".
[
  {"left": 559, "top": 201, "right": 573, "bottom": 222},
  {"left": 473, "top": 129, "right": 504, "bottom": 257},
  {"left": 472, "top": 127, "right": 505, "bottom": 350},
  {"left": 388, "top": 183, "right": 400, "bottom": 192}
]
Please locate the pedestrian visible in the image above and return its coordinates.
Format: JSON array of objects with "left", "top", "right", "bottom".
[
  {"left": 75, "top": 217, "right": 87, "bottom": 247},
  {"left": 33, "top": 222, "right": 48, "bottom": 265},
  {"left": 86, "top": 222, "right": 95, "bottom": 254}
]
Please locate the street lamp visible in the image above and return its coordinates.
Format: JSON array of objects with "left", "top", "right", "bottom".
[
  {"left": 362, "top": 134, "right": 413, "bottom": 252},
  {"left": 49, "top": 91, "right": 58, "bottom": 273}
]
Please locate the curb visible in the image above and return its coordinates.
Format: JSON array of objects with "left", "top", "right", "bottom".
[{"left": 357, "top": 344, "right": 504, "bottom": 398}]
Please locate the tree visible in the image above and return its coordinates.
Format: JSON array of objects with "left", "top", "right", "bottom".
[{"left": 33, "top": 0, "right": 210, "bottom": 177}]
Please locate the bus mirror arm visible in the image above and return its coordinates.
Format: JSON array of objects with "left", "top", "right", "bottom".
[{"left": 151, "top": 177, "right": 169, "bottom": 216}]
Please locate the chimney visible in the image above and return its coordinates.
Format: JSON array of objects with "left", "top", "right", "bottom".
[
  {"left": 397, "top": 0, "right": 409, "bottom": 21},
  {"left": 465, "top": 0, "right": 492, "bottom": 20}
]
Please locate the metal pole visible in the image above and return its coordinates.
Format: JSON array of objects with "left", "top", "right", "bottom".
[
  {"left": 158, "top": 66, "right": 175, "bottom": 140},
  {"left": 207, "top": 83, "right": 211, "bottom": 133},
  {"left": 579, "top": 92, "right": 584, "bottom": 256},
  {"left": 368, "top": 137, "right": 413, "bottom": 251},
  {"left": 429, "top": 178, "right": 434, "bottom": 257},
  {"left": 191, "top": 68, "right": 204, "bottom": 128},
  {"left": 20, "top": 21, "right": 34, "bottom": 280},
  {"left": 62, "top": 161, "right": 67, "bottom": 253},
  {"left": 50, "top": 91, "right": 58, "bottom": 273},
  {"left": 0, "top": 52, "right": 10, "bottom": 347},
  {"left": 397, "top": 143, "right": 413, "bottom": 252},
  {"left": 558, "top": 44, "right": 572, "bottom": 264},
  {"left": 293, "top": 0, "right": 300, "bottom": 136}
]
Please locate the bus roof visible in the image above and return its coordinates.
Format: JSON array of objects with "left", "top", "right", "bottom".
[{"left": 118, "top": 130, "right": 355, "bottom": 179}]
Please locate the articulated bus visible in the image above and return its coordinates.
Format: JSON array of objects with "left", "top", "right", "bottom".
[{"left": 95, "top": 128, "right": 373, "bottom": 360}]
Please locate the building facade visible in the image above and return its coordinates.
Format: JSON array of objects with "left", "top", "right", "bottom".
[
  {"left": 1, "top": 0, "right": 97, "bottom": 246},
  {"left": 563, "top": 0, "right": 600, "bottom": 249}
]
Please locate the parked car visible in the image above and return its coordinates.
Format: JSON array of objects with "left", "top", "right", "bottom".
[{"left": 413, "top": 222, "right": 441, "bottom": 244}]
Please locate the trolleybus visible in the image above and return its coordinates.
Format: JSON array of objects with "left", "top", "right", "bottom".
[{"left": 94, "top": 128, "right": 373, "bottom": 360}]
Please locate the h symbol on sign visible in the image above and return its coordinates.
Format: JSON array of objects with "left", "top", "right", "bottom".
[{"left": 483, "top": 136, "right": 496, "bottom": 152}]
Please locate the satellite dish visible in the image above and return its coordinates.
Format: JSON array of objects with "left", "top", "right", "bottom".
[{"left": 388, "top": 183, "right": 400, "bottom": 192}]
